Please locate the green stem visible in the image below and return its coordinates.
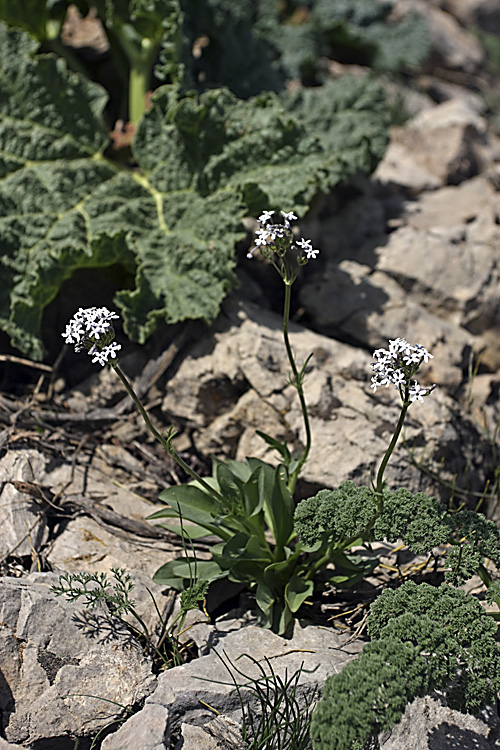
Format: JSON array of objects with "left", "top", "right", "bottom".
[
  {"left": 283, "top": 281, "right": 312, "bottom": 494},
  {"left": 374, "top": 387, "right": 410, "bottom": 510},
  {"left": 128, "top": 50, "right": 153, "bottom": 124},
  {"left": 122, "top": 611, "right": 172, "bottom": 667},
  {"left": 112, "top": 364, "right": 225, "bottom": 503},
  {"left": 115, "top": 24, "right": 156, "bottom": 124}
]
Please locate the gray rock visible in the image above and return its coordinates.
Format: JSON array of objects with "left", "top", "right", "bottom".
[
  {"left": 380, "top": 695, "right": 499, "bottom": 749},
  {"left": 301, "top": 175, "right": 500, "bottom": 380},
  {"left": 0, "top": 574, "right": 156, "bottom": 746},
  {"left": 0, "top": 740, "right": 25, "bottom": 750},
  {"left": 445, "top": 0, "right": 500, "bottom": 36},
  {"left": 162, "top": 298, "right": 490, "bottom": 499},
  {"left": 374, "top": 139, "right": 442, "bottom": 193},
  {"left": 300, "top": 260, "right": 474, "bottom": 388},
  {"left": 0, "top": 450, "right": 49, "bottom": 559},
  {"left": 145, "top": 621, "right": 361, "bottom": 739},
  {"left": 46, "top": 514, "right": 177, "bottom": 634},
  {"left": 42, "top": 453, "right": 180, "bottom": 634},
  {"left": 392, "top": 99, "right": 486, "bottom": 186},
  {"left": 176, "top": 716, "right": 247, "bottom": 749},
  {"left": 101, "top": 703, "right": 170, "bottom": 750},
  {"left": 394, "top": 1, "right": 485, "bottom": 73}
]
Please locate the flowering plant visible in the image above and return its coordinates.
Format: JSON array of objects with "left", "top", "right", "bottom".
[{"left": 61, "top": 211, "right": 500, "bottom": 637}]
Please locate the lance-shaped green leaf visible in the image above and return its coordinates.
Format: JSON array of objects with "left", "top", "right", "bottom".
[{"left": 152, "top": 556, "right": 227, "bottom": 589}]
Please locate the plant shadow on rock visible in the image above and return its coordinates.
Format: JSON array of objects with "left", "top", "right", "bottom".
[{"left": 428, "top": 723, "right": 496, "bottom": 750}]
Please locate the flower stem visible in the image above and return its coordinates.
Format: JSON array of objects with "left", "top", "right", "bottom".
[
  {"left": 374, "top": 387, "right": 410, "bottom": 510},
  {"left": 112, "top": 363, "right": 224, "bottom": 503},
  {"left": 282, "top": 280, "right": 312, "bottom": 494}
]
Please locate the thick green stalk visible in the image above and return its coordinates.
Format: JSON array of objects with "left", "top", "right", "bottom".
[
  {"left": 282, "top": 281, "right": 312, "bottom": 494},
  {"left": 101, "top": 16, "right": 157, "bottom": 124},
  {"left": 128, "top": 46, "right": 154, "bottom": 124},
  {"left": 112, "top": 363, "right": 225, "bottom": 503}
]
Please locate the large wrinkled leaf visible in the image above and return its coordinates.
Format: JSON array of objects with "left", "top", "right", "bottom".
[
  {"left": 0, "top": 24, "right": 242, "bottom": 357},
  {"left": 0, "top": 22, "right": 388, "bottom": 359}
]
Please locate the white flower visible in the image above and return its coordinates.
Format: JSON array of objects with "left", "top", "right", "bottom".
[
  {"left": 296, "top": 237, "right": 319, "bottom": 259},
  {"left": 369, "top": 338, "right": 435, "bottom": 402},
  {"left": 259, "top": 210, "right": 274, "bottom": 224},
  {"left": 62, "top": 321, "right": 84, "bottom": 345},
  {"left": 304, "top": 247, "right": 319, "bottom": 259},
  {"left": 373, "top": 348, "right": 390, "bottom": 360},
  {"left": 63, "top": 306, "right": 121, "bottom": 365},
  {"left": 91, "top": 342, "right": 121, "bottom": 366},
  {"left": 296, "top": 238, "right": 312, "bottom": 251},
  {"left": 280, "top": 210, "right": 297, "bottom": 226},
  {"left": 391, "top": 369, "right": 406, "bottom": 386},
  {"left": 408, "top": 382, "right": 425, "bottom": 403},
  {"left": 413, "top": 344, "right": 433, "bottom": 363}
]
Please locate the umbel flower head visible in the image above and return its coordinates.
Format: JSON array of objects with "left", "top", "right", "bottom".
[
  {"left": 62, "top": 307, "right": 121, "bottom": 366},
  {"left": 370, "top": 337, "right": 435, "bottom": 404},
  {"left": 247, "top": 210, "right": 319, "bottom": 262}
]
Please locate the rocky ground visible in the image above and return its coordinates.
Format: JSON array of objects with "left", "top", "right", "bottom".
[{"left": 2, "top": 1, "right": 500, "bottom": 749}]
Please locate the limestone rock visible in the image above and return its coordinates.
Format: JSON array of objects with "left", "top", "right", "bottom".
[
  {"left": 374, "top": 139, "right": 442, "bottom": 193},
  {"left": 380, "top": 695, "right": 499, "bottom": 749},
  {"left": 146, "top": 621, "right": 360, "bottom": 740},
  {"left": 0, "top": 574, "right": 156, "bottom": 746},
  {"left": 393, "top": 99, "right": 487, "bottom": 185},
  {"left": 444, "top": 0, "right": 500, "bottom": 36},
  {"left": 0, "top": 450, "right": 49, "bottom": 559},
  {"left": 176, "top": 717, "right": 247, "bottom": 750},
  {"left": 101, "top": 703, "right": 170, "bottom": 750},
  {"left": 162, "top": 298, "right": 491, "bottom": 499},
  {"left": 300, "top": 261, "right": 474, "bottom": 389},
  {"left": 100, "top": 620, "right": 359, "bottom": 748},
  {"left": 393, "top": 1, "right": 485, "bottom": 73}
]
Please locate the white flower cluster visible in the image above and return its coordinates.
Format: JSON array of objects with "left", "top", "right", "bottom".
[
  {"left": 370, "top": 337, "right": 434, "bottom": 403},
  {"left": 62, "top": 307, "right": 121, "bottom": 366},
  {"left": 247, "top": 210, "right": 319, "bottom": 260}
]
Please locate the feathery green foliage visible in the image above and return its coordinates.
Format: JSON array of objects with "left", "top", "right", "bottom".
[
  {"left": 294, "top": 483, "right": 500, "bottom": 585},
  {"left": 311, "top": 582, "right": 500, "bottom": 750}
]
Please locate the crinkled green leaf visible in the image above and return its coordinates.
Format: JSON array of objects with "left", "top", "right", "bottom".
[
  {"left": 281, "top": 76, "right": 390, "bottom": 185},
  {"left": 179, "top": 0, "right": 429, "bottom": 98},
  {"left": 0, "top": 22, "right": 389, "bottom": 358},
  {"left": 0, "top": 24, "right": 242, "bottom": 357}
]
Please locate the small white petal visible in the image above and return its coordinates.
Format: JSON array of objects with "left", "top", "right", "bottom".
[{"left": 259, "top": 210, "right": 274, "bottom": 224}]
